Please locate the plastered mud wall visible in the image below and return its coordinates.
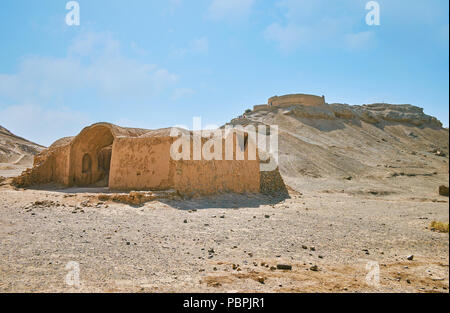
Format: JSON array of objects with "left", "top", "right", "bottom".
[
  {"left": 109, "top": 137, "right": 173, "bottom": 191},
  {"left": 174, "top": 132, "right": 260, "bottom": 196},
  {"left": 109, "top": 132, "right": 260, "bottom": 196}
]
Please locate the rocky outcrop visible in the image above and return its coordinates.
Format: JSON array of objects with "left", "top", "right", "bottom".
[
  {"left": 354, "top": 103, "right": 442, "bottom": 127},
  {"left": 285, "top": 105, "right": 336, "bottom": 120},
  {"left": 251, "top": 100, "right": 442, "bottom": 128},
  {"left": 0, "top": 125, "right": 44, "bottom": 164},
  {"left": 439, "top": 185, "right": 449, "bottom": 197}
]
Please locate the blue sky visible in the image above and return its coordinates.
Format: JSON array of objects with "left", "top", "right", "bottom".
[{"left": 0, "top": 0, "right": 448, "bottom": 146}]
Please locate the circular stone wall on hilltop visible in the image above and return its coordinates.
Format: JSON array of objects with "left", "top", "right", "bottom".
[{"left": 268, "top": 94, "right": 325, "bottom": 107}]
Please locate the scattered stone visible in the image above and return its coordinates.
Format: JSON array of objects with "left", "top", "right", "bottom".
[
  {"left": 257, "top": 276, "right": 265, "bottom": 284},
  {"left": 310, "top": 247, "right": 316, "bottom": 251},
  {"left": 302, "top": 245, "right": 308, "bottom": 250},
  {"left": 276, "top": 264, "right": 292, "bottom": 270},
  {"left": 183, "top": 219, "right": 188, "bottom": 223},
  {"left": 264, "top": 215, "right": 270, "bottom": 219},
  {"left": 406, "top": 255, "right": 414, "bottom": 261},
  {"left": 439, "top": 185, "right": 449, "bottom": 197},
  {"left": 310, "top": 265, "right": 319, "bottom": 271}
]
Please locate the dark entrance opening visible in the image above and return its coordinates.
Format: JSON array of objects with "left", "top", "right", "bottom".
[
  {"left": 82, "top": 153, "right": 92, "bottom": 174},
  {"left": 96, "top": 145, "right": 112, "bottom": 187}
]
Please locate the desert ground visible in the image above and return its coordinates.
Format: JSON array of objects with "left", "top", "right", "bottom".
[{"left": 0, "top": 173, "right": 448, "bottom": 293}]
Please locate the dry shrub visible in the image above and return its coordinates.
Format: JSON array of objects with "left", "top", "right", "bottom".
[{"left": 430, "top": 221, "right": 449, "bottom": 233}]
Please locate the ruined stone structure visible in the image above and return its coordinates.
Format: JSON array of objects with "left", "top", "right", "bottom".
[
  {"left": 268, "top": 94, "right": 326, "bottom": 107},
  {"left": 253, "top": 93, "right": 326, "bottom": 111},
  {"left": 14, "top": 123, "right": 286, "bottom": 196}
]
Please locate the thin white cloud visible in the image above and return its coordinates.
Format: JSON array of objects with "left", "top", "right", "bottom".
[
  {"left": 165, "top": 0, "right": 183, "bottom": 15},
  {"left": 0, "top": 103, "right": 92, "bottom": 146},
  {"left": 207, "top": 0, "right": 255, "bottom": 21},
  {"left": 131, "top": 41, "right": 149, "bottom": 56},
  {"left": 265, "top": 0, "right": 376, "bottom": 52},
  {"left": 68, "top": 31, "right": 120, "bottom": 57},
  {"left": 264, "top": 23, "right": 307, "bottom": 53},
  {"left": 172, "top": 88, "right": 196, "bottom": 100},
  {"left": 345, "top": 31, "right": 376, "bottom": 51},
  {"left": 0, "top": 31, "right": 179, "bottom": 103},
  {"left": 174, "top": 37, "right": 209, "bottom": 56}
]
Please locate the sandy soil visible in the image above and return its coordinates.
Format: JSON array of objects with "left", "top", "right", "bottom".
[{"left": 0, "top": 174, "right": 448, "bottom": 293}]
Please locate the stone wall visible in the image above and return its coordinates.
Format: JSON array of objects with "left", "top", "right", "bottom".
[
  {"left": 259, "top": 167, "right": 288, "bottom": 196},
  {"left": 268, "top": 94, "right": 325, "bottom": 107},
  {"left": 253, "top": 104, "right": 270, "bottom": 111}
]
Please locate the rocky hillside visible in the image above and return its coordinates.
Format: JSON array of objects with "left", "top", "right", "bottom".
[
  {"left": 228, "top": 100, "right": 449, "bottom": 197},
  {"left": 0, "top": 125, "right": 44, "bottom": 177}
]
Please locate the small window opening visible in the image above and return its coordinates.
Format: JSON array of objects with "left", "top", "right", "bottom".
[{"left": 82, "top": 153, "right": 92, "bottom": 174}]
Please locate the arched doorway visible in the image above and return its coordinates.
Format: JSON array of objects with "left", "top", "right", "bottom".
[{"left": 69, "top": 124, "right": 114, "bottom": 187}]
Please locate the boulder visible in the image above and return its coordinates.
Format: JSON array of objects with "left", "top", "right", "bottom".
[{"left": 439, "top": 185, "right": 449, "bottom": 197}]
